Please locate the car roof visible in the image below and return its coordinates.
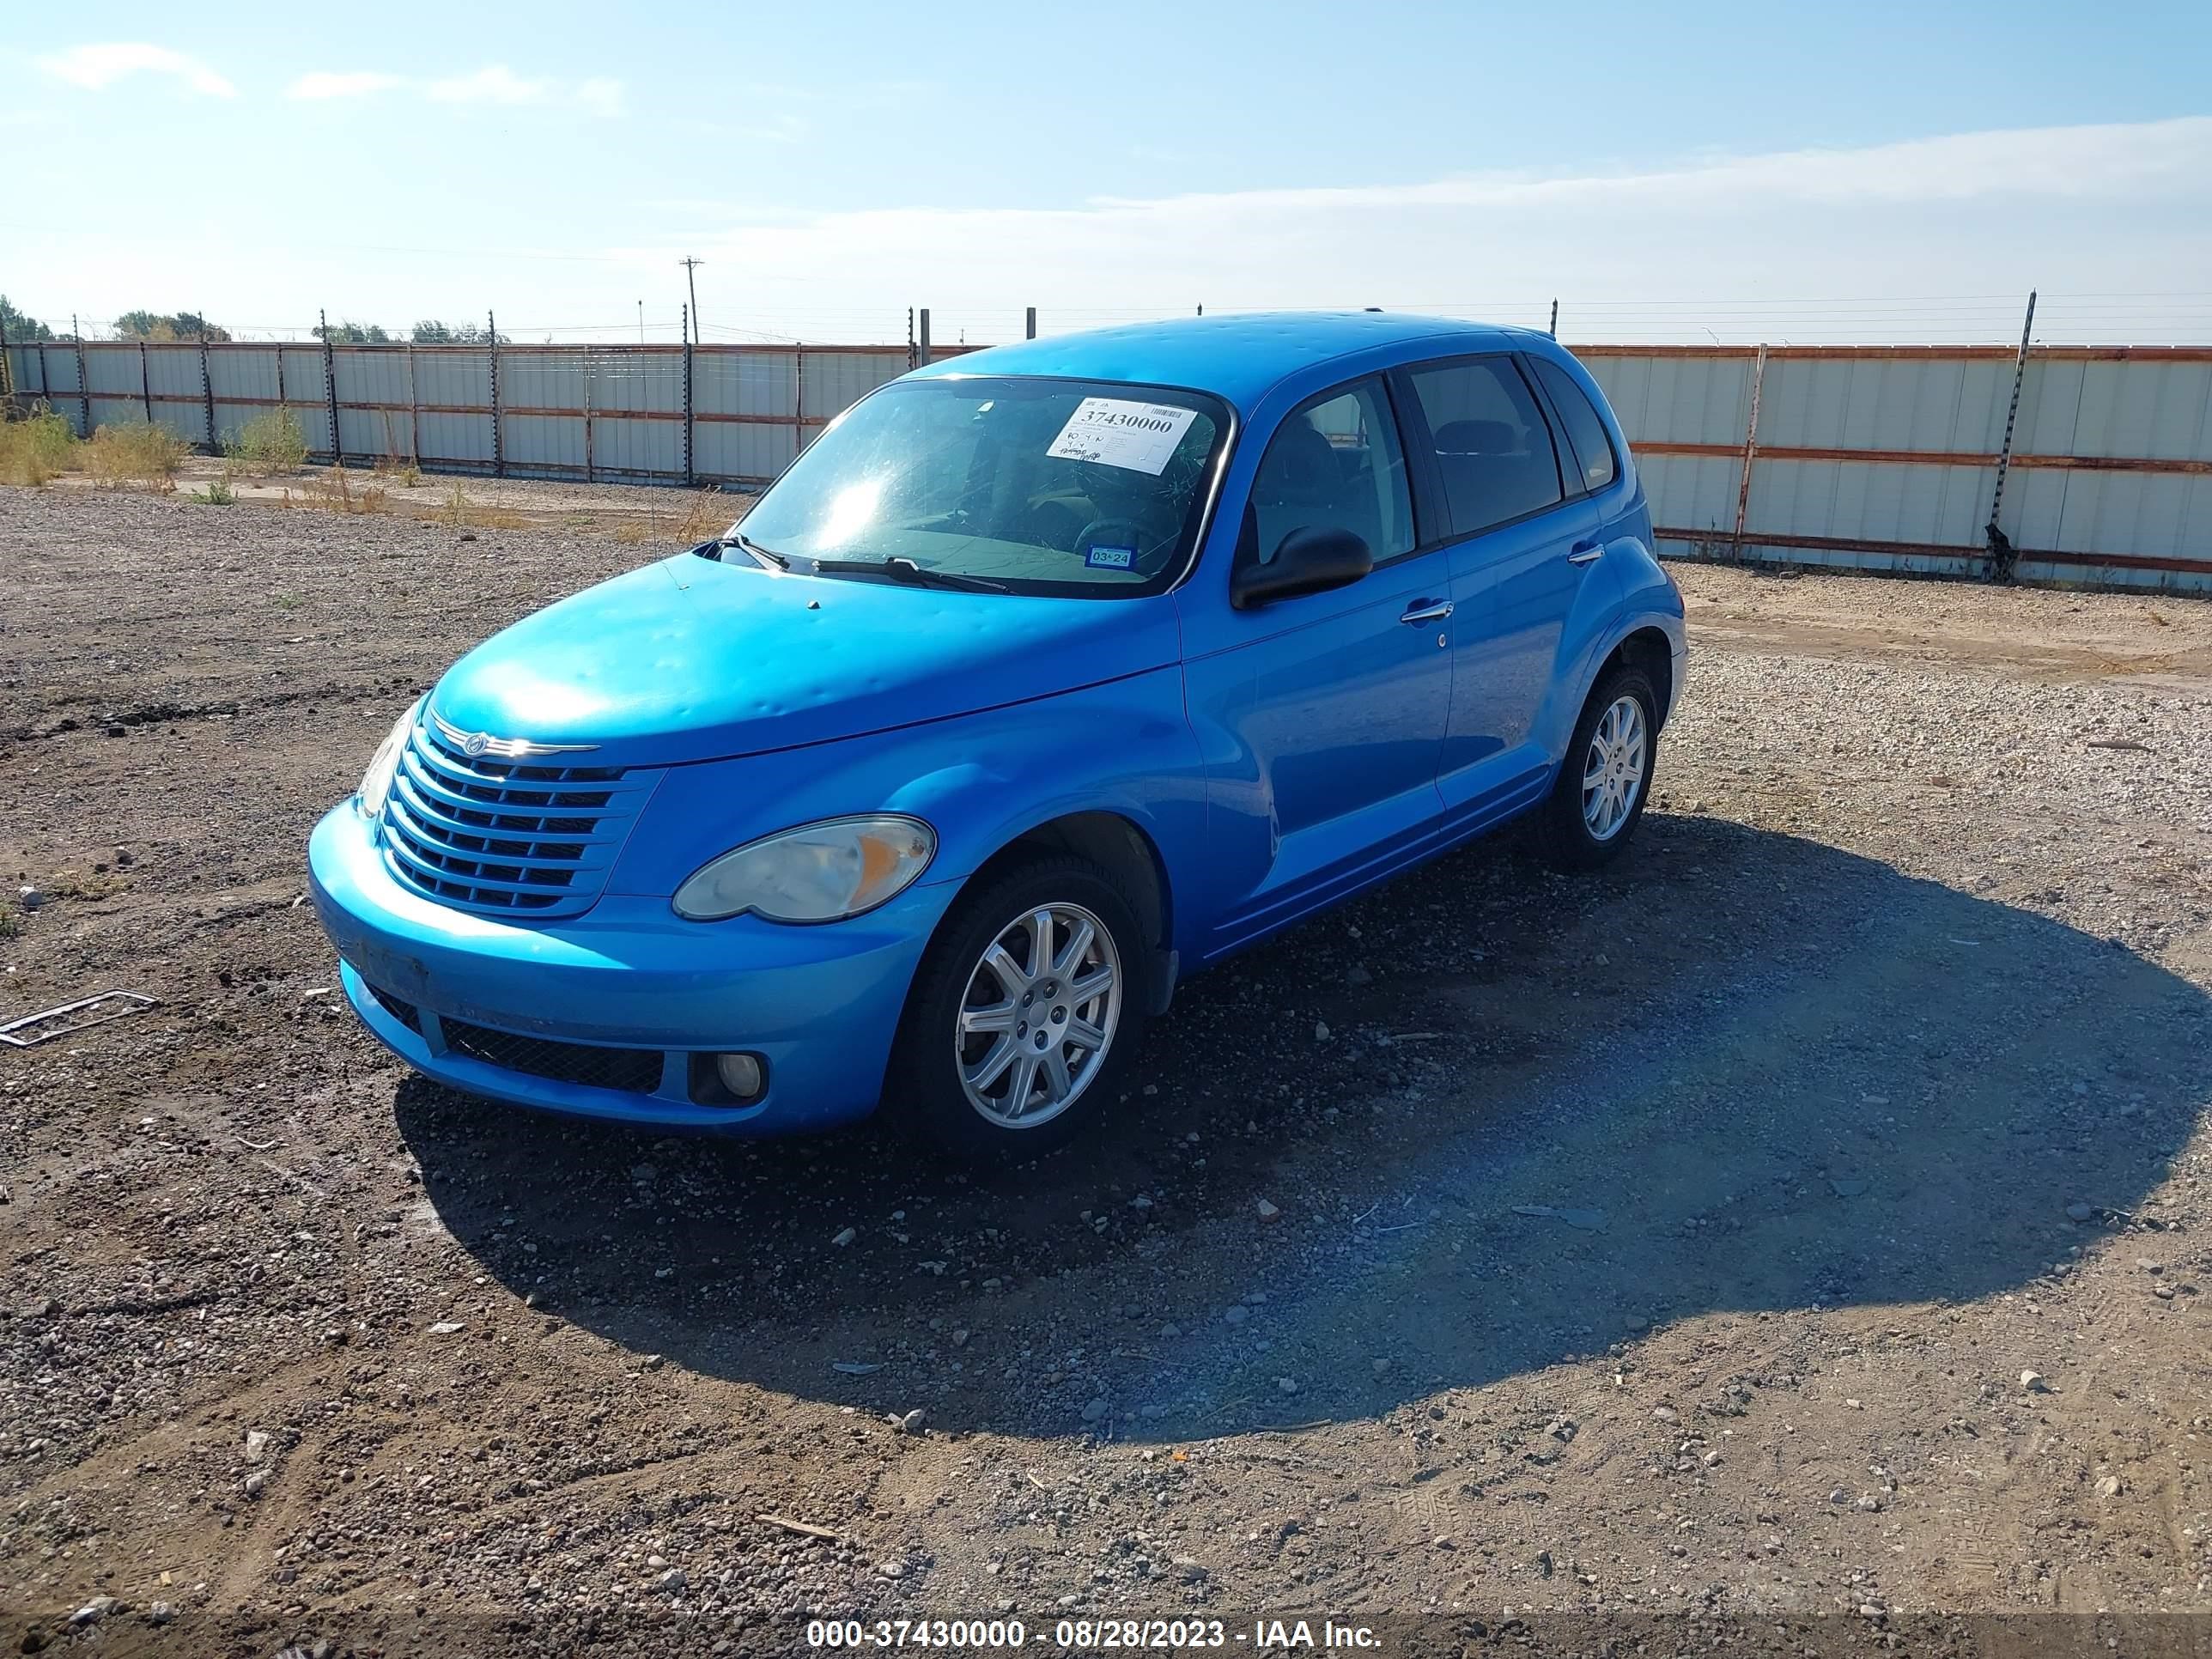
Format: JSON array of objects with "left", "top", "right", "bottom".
[{"left": 905, "top": 311, "right": 1538, "bottom": 416}]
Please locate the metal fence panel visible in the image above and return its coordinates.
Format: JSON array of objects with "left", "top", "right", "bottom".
[
  {"left": 504, "top": 413, "right": 580, "bottom": 471},
  {"left": 800, "top": 350, "right": 908, "bottom": 422},
  {"left": 696, "top": 349, "right": 798, "bottom": 419},
  {"left": 418, "top": 410, "right": 494, "bottom": 469},
  {"left": 1635, "top": 453, "right": 1743, "bottom": 540},
  {"left": 84, "top": 344, "right": 141, "bottom": 397},
  {"left": 695, "top": 418, "right": 798, "bottom": 483},
  {"left": 1756, "top": 356, "right": 2014, "bottom": 453},
  {"left": 9, "top": 337, "right": 2207, "bottom": 590},
  {"left": 587, "top": 413, "right": 684, "bottom": 478},
  {"left": 1579, "top": 351, "right": 1752, "bottom": 447},
  {"left": 2069, "top": 358, "right": 2212, "bottom": 462},
  {"left": 1750, "top": 458, "right": 1993, "bottom": 547}
]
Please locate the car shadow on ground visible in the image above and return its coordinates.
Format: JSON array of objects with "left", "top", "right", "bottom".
[{"left": 395, "top": 815, "right": 2209, "bottom": 1437}]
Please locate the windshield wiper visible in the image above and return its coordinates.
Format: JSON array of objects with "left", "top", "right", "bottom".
[
  {"left": 718, "top": 532, "right": 788, "bottom": 571},
  {"left": 811, "top": 556, "right": 1006, "bottom": 593}
]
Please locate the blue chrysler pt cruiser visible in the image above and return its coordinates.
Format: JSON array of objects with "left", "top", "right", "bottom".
[{"left": 308, "top": 313, "right": 1686, "bottom": 1158}]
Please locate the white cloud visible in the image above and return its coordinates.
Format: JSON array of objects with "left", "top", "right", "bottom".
[
  {"left": 15, "top": 116, "right": 2211, "bottom": 347},
  {"left": 577, "top": 77, "right": 624, "bottom": 118},
  {"left": 36, "top": 43, "right": 234, "bottom": 97},
  {"left": 283, "top": 63, "right": 622, "bottom": 115},
  {"left": 288, "top": 70, "right": 404, "bottom": 100},
  {"left": 625, "top": 115, "right": 2212, "bottom": 342},
  {"left": 423, "top": 65, "right": 554, "bottom": 106}
]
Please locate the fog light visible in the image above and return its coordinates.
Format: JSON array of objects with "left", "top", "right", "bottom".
[{"left": 715, "top": 1053, "right": 763, "bottom": 1098}]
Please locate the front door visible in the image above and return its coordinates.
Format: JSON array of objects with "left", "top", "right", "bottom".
[{"left": 1179, "top": 375, "right": 1450, "bottom": 957}]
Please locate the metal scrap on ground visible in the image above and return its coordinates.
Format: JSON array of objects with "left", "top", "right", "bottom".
[{"left": 0, "top": 991, "right": 159, "bottom": 1048}]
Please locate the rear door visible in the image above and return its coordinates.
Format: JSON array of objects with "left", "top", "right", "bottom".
[{"left": 1395, "top": 353, "right": 1601, "bottom": 818}]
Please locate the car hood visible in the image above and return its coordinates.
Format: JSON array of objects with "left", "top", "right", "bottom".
[{"left": 428, "top": 554, "right": 1184, "bottom": 767}]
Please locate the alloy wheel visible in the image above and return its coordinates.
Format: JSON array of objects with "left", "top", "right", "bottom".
[
  {"left": 955, "top": 902, "right": 1122, "bottom": 1127},
  {"left": 1581, "top": 694, "right": 1648, "bottom": 842}
]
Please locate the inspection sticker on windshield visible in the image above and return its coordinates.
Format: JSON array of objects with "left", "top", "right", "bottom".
[
  {"left": 1046, "top": 398, "right": 1198, "bottom": 475},
  {"left": 1084, "top": 544, "right": 1135, "bottom": 570}
]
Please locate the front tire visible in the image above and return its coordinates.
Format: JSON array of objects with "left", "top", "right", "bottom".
[
  {"left": 888, "top": 854, "right": 1148, "bottom": 1160},
  {"left": 1540, "top": 665, "right": 1659, "bottom": 871}
]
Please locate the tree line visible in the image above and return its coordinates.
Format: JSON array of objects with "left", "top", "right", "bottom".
[{"left": 0, "top": 299, "right": 508, "bottom": 347}]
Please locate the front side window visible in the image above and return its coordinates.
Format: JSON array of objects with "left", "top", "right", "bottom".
[
  {"left": 1242, "top": 379, "right": 1414, "bottom": 569},
  {"left": 1528, "top": 356, "right": 1619, "bottom": 495},
  {"left": 736, "top": 376, "right": 1231, "bottom": 597},
  {"left": 1406, "top": 357, "right": 1564, "bottom": 537}
]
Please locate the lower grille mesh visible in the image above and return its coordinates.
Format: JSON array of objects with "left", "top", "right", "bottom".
[
  {"left": 364, "top": 982, "right": 423, "bottom": 1033},
  {"left": 441, "top": 1018, "right": 663, "bottom": 1095}
]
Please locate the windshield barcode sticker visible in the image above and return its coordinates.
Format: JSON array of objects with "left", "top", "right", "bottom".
[{"left": 1046, "top": 398, "right": 1199, "bottom": 476}]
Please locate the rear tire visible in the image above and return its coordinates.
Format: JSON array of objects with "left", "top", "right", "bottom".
[
  {"left": 1540, "top": 665, "right": 1658, "bottom": 872},
  {"left": 888, "top": 854, "right": 1148, "bottom": 1161}
]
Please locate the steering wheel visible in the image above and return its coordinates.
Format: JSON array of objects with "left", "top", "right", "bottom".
[{"left": 1074, "top": 517, "right": 1152, "bottom": 573}]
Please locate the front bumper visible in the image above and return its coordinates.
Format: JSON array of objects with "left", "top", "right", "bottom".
[{"left": 307, "top": 805, "right": 954, "bottom": 1132}]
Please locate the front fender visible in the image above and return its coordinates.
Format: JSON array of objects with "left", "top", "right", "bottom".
[{"left": 606, "top": 665, "right": 1208, "bottom": 942}]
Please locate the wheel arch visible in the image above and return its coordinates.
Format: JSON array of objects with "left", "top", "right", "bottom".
[
  {"left": 1589, "top": 624, "right": 1676, "bottom": 731},
  {"left": 986, "top": 813, "right": 1176, "bottom": 1012},
  {"left": 962, "top": 810, "right": 1179, "bottom": 1015}
]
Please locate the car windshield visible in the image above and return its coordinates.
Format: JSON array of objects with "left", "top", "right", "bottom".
[{"left": 732, "top": 375, "right": 1231, "bottom": 597}]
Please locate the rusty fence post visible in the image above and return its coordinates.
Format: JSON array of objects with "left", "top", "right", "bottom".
[
  {"left": 319, "top": 309, "right": 339, "bottom": 464},
  {"left": 582, "top": 352, "right": 595, "bottom": 484},
  {"left": 1025, "top": 307, "right": 1036, "bottom": 341},
  {"left": 793, "top": 342, "right": 805, "bottom": 461},
  {"left": 1984, "top": 289, "right": 2037, "bottom": 583},
  {"left": 198, "top": 330, "right": 216, "bottom": 452},
  {"left": 71, "top": 319, "right": 90, "bottom": 439},
  {"left": 1731, "top": 344, "right": 1768, "bottom": 562},
  {"left": 487, "top": 310, "right": 505, "bottom": 479},
  {"left": 681, "top": 305, "right": 694, "bottom": 487},
  {"left": 405, "top": 341, "right": 420, "bottom": 470},
  {"left": 918, "top": 308, "right": 932, "bottom": 368},
  {"left": 138, "top": 339, "right": 152, "bottom": 424}
]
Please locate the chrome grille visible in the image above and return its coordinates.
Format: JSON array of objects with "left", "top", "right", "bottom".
[{"left": 378, "top": 714, "right": 660, "bottom": 919}]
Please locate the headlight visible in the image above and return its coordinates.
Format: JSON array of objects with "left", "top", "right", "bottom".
[
  {"left": 356, "top": 698, "right": 422, "bottom": 819},
  {"left": 672, "top": 815, "right": 935, "bottom": 923}
]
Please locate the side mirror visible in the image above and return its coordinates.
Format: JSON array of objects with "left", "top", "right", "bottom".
[{"left": 1231, "top": 525, "right": 1374, "bottom": 609}]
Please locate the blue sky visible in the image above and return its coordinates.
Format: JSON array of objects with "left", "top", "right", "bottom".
[{"left": 8, "top": 0, "right": 2212, "bottom": 343}]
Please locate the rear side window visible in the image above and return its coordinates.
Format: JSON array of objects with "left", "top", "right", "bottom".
[
  {"left": 1243, "top": 378, "right": 1415, "bottom": 568},
  {"left": 1529, "top": 356, "right": 1618, "bottom": 495},
  {"left": 1405, "top": 358, "right": 1563, "bottom": 536}
]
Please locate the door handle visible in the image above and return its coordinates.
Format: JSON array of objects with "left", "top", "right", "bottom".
[
  {"left": 1400, "top": 599, "right": 1453, "bottom": 625},
  {"left": 1565, "top": 537, "right": 1604, "bottom": 566}
]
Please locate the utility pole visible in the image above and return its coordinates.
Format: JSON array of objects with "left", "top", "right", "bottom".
[
  {"left": 678, "top": 257, "right": 703, "bottom": 343},
  {"left": 637, "top": 300, "right": 644, "bottom": 344}
]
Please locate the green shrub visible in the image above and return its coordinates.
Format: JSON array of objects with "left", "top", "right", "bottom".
[
  {"left": 84, "top": 421, "right": 187, "bottom": 488},
  {"left": 227, "top": 406, "right": 309, "bottom": 475},
  {"left": 0, "top": 405, "right": 81, "bottom": 486}
]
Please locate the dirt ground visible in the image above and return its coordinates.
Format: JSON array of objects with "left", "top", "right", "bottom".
[{"left": 2, "top": 482, "right": 2209, "bottom": 1656}]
